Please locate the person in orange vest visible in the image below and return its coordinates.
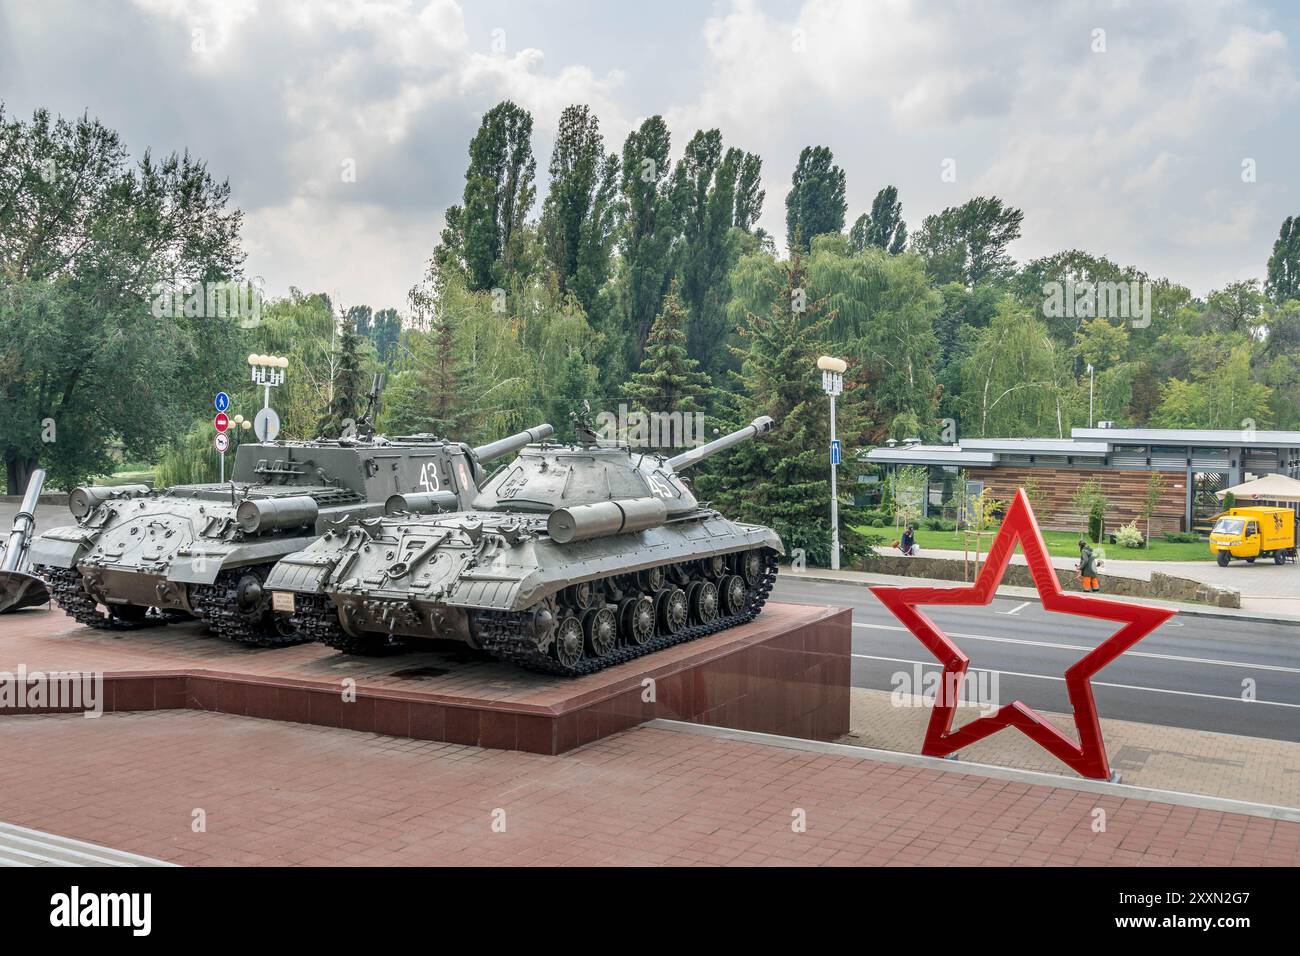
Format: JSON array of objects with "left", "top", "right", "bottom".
[{"left": 1078, "top": 539, "right": 1100, "bottom": 592}]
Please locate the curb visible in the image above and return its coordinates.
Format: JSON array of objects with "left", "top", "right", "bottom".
[{"left": 787, "top": 571, "right": 1300, "bottom": 628}]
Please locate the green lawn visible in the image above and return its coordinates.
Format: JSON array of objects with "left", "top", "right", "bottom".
[
  {"left": 853, "top": 525, "right": 1213, "bottom": 562},
  {"left": 91, "top": 470, "right": 156, "bottom": 488}
]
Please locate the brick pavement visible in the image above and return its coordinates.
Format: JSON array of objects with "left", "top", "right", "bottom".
[
  {"left": 0, "top": 710, "right": 1294, "bottom": 866},
  {"left": 844, "top": 688, "right": 1300, "bottom": 808}
]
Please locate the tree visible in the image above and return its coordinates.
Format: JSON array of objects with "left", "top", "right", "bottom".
[
  {"left": 618, "top": 116, "right": 679, "bottom": 365},
  {"left": 622, "top": 287, "right": 713, "bottom": 452},
  {"left": 1266, "top": 215, "right": 1300, "bottom": 303},
  {"left": 1204, "top": 279, "right": 1265, "bottom": 336},
  {"left": 1072, "top": 477, "right": 1109, "bottom": 542},
  {"left": 848, "top": 186, "right": 907, "bottom": 254},
  {"left": 0, "top": 106, "right": 244, "bottom": 493},
  {"left": 1141, "top": 471, "right": 1164, "bottom": 548},
  {"left": 960, "top": 298, "right": 1073, "bottom": 437},
  {"left": 539, "top": 104, "right": 620, "bottom": 316},
  {"left": 785, "top": 146, "right": 846, "bottom": 252},
  {"left": 672, "top": 130, "right": 743, "bottom": 372},
  {"left": 732, "top": 151, "right": 765, "bottom": 231},
  {"left": 461, "top": 101, "right": 536, "bottom": 291},
  {"left": 912, "top": 196, "right": 1024, "bottom": 287},
  {"left": 318, "top": 308, "right": 365, "bottom": 438},
  {"left": 697, "top": 248, "right": 875, "bottom": 567}
]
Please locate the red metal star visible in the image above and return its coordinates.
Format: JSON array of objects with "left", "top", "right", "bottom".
[{"left": 870, "top": 488, "right": 1176, "bottom": 779}]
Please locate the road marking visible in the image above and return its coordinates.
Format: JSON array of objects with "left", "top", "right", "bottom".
[
  {"left": 1002, "top": 601, "right": 1031, "bottom": 616},
  {"left": 0, "top": 822, "right": 174, "bottom": 867},
  {"left": 851, "top": 653, "right": 1300, "bottom": 709},
  {"left": 853, "top": 622, "right": 1300, "bottom": 674}
]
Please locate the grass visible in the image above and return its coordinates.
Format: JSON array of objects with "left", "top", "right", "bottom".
[
  {"left": 853, "top": 524, "right": 1214, "bottom": 562},
  {"left": 89, "top": 470, "right": 157, "bottom": 488}
]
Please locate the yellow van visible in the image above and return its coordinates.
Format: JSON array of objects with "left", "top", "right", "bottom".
[{"left": 1209, "top": 507, "right": 1297, "bottom": 566}]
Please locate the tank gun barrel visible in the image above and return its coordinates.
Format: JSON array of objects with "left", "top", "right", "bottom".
[
  {"left": 0, "top": 469, "right": 51, "bottom": 613},
  {"left": 1, "top": 469, "right": 44, "bottom": 573},
  {"left": 472, "top": 424, "right": 554, "bottom": 463},
  {"left": 667, "top": 416, "right": 775, "bottom": 472}
]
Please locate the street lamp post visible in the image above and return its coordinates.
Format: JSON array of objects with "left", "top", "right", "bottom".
[
  {"left": 1087, "top": 363, "right": 1095, "bottom": 428},
  {"left": 818, "top": 355, "right": 847, "bottom": 571}
]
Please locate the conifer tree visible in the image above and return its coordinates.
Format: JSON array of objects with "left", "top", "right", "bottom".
[
  {"left": 622, "top": 288, "right": 714, "bottom": 452},
  {"left": 695, "top": 249, "right": 876, "bottom": 566},
  {"left": 318, "top": 309, "right": 366, "bottom": 438}
]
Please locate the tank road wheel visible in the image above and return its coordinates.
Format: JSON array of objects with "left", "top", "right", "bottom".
[
  {"left": 638, "top": 566, "right": 666, "bottom": 592},
  {"left": 566, "top": 581, "right": 596, "bottom": 611},
  {"left": 700, "top": 555, "right": 726, "bottom": 579},
  {"left": 1217, "top": 551, "right": 1230, "bottom": 567},
  {"left": 691, "top": 580, "right": 720, "bottom": 624},
  {"left": 658, "top": 587, "right": 689, "bottom": 635},
  {"left": 583, "top": 606, "right": 618, "bottom": 658},
  {"left": 719, "top": 574, "right": 747, "bottom": 615},
  {"left": 554, "top": 615, "right": 585, "bottom": 667},
  {"left": 40, "top": 567, "right": 157, "bottom": 630},
  {"left": 191, "top": 567, "right": 310, "bottom": 648},
  {"left": 620, "top": 595, "right": 655, "bottom": 646},
  {"left": 737, "top": 550, "right": 764, "bottom": 586}
]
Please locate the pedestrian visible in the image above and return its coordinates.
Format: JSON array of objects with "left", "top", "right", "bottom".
[
  {"left": 1078, "top": 538, "right": 1100, "bottom": 592},
  {"left": 900, "top": 524, "right": 917, "bottom": 557}
]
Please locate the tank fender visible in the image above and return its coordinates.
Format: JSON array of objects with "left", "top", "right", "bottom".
[
  {"left": 264, "top": 551, "right": 342, "bottom": 595},
  {"left": 26, "top": 526, "right": 98, "bottom": 569}
]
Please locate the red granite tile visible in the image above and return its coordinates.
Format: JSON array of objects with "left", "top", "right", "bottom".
[
  {"left": 339, "top": 696, "right": 374, "bottom": 734},
  {"left": 307, "top": 689, "right": 342, "bottom": 727},
  {"left": 515, "top": 714, "right": 554, "bottom": 754},
  {"left": 373, "top": 698, "right": 410, "bottom": 737},
  {"left": 445, "top": 706, "right": 481, "bottom": 746},
  {"left": 478, "top": 710, "right": 516, "bottom": 750},
  {"left": 244, "top": 682, "right": 277, "bottom": 720},
  {"left": 216, "top": 680, "right": 248, "bottom": 717}
]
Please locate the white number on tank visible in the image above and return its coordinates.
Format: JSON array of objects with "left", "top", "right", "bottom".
[
  {"left": 648, "top": 473, "right": 674, "bottom": 498},
  {"left": 418, "top": 462, "right": 441, "bottom": 492}
]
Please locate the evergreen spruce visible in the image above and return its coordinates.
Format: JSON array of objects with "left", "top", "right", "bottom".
[
  {"left": 622, "top": 288, "right": 714, "bottom": 453},
  {"left": 696, "top": 249, "right": 876, "bottom": 566}
]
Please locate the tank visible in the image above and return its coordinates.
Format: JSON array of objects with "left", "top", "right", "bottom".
[
  {"left": 264, "top": 407, "right": 784, "bottom": 674},
  {"left": 28, "top": 424, "right": 553, "bottom": 645}
]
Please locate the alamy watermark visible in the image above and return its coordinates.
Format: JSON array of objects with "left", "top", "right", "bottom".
[
  {"left": 891, "top": 664, "right": 1000, "bottom": 715},
  {"left": 1042, "top": 280, "right": 1152, "bottom": 328},
  {"left": 0, "top": 665, "right": 103, "bottom": 717},
  {"left": 595, "top": 404, "right": 707, "bottom": 449},
  {"left": 150, "top": 278, "right": 265, "bottom": 327}
]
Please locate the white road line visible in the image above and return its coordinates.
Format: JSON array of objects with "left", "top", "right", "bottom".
[
  {"left": 0, "top": 822, "right": 174, "bottom": 867},
  {"left": 852, "top": 621, "right": 1300, "bottom": 674},
  {"left": 1002, "top": 601, "right": 1031, "bottom": 616},
  {"left": 851, "top": 653, "right": 1300, "bottom": 709}
]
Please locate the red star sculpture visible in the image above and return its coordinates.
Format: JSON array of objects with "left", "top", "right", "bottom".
[{"left": 870, "top": 488, "right": 1175, "bottom": 779}]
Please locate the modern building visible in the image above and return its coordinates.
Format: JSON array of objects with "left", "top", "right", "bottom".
[{"left": 862, "top": 426, "right": 1300, "bottom": 534}]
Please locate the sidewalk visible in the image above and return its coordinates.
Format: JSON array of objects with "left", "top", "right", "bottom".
[
  {"left": 843, "top": 688, "right": 1300, "bottom": 809},
  {"left": 792, "top": 564, "right": 1300, "bottom": 625},
  {"left": 0, "top": 710, "right": 1294, "bottom": 866}
]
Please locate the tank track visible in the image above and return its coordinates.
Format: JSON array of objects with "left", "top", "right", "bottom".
[
  {"left": 190, "top": 567, "right": 311, "bottom": 648},
  {"left": 472, "top": 548, "right": 780, "bottom": 676},
  {"left": 38, "top": 566, "right": 154, "bottom": 631},
  {"left": 287, "top": 592, "right": 393, "bottom": 655}
]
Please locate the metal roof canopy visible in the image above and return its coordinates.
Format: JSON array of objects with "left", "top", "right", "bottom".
[{"left": 1073, "top": 427, "right": 1300, "bottom": 447}]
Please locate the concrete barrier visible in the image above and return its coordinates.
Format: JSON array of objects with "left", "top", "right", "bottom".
[{"left": 855, "top": 553, "right": 1241, "bottom": 608}]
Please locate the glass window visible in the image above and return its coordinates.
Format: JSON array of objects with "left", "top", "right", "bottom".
[{"left": 1213, "top": 518, "right": 1245, "bottom": 535}]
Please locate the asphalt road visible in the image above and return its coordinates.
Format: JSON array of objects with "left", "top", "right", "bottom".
[{"left": 772, "top": 575, "right": 1300, "bottom": 743}]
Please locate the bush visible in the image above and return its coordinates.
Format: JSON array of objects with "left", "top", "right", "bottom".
[
  {"left": 924, "top": 516, "right": 955, "bottom": 531},
  {"left": 1162, "top": 531, "right": 1201, "bottom": 544},
  {"left": 1087, "top": 511, "right": 1103, "bottom": 544},
  {"left": 870, "top": 517, "right": 885, "bottom": 528},
  {"left": 1115, "top": 520, "right": 1144, "bottom": 549}
]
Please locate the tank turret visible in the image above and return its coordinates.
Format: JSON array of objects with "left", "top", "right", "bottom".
[
  {"left": 266, "top": 411, "right": 784, "bottom": 674},
  {"left": 29, "top": 422, "right": 553, "bottom": 646}
]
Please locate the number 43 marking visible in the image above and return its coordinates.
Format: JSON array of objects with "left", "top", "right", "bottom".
[{"left": 418, "top": 462, "right": 440, "bottom": 492}]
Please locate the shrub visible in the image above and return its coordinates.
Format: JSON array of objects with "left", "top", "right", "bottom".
[
  {"left": 1115, "top": 520, "right": 1145, "bottom": 549},
  {"left": 1162, "top": 531, "right": 1200, "bottom": 544},
  {"left": 870, "top": 517, "right": 885, "bottom": 528}
]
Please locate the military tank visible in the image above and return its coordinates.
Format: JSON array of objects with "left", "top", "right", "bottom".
[
  {"left": 265, "top": 408, "right": 783, "bottom": 674},
  {"left": 28, "top": 423, "right": 553, "bottom": 646}
]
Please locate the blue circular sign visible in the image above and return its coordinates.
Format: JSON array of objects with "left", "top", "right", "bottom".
[{"left": 214, "top": 391, "right": 230, "bottom": 413}]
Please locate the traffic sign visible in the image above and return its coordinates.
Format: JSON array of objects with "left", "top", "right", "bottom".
[
  {"left": 214, "top": 391, "right": 230, "bottom": 413},
  {"left": 830, "top": 439, "right": 842, "bottom": 466},
  {"left": 214, "top": 433, "right": 230, "bottom": 453},
  {"left": 254, "top": 407, "right": 281, "bottom": 442},
  {"left": 214, "top": 412, "right": 229, "bottom": 433}
]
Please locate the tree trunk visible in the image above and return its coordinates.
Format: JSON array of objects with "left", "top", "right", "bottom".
[{"left": 5, "top": 452, "right": 39, "bottom": 497}]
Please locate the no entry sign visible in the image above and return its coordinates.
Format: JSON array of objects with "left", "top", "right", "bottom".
[{"left": 214, "top": 412, "right": 229, "bottom": 433}]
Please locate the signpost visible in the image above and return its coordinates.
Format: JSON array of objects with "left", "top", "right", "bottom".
[
  {"left": 214, "top": 433, "right": 230, "bottom": 454},
  {"left": 214, "top": 391, "right": 230, "bottom": 414},
  {"left": 818, "top": 356, "right": 847, "bottom": 570},
  {"left": 213, "top": 408, "right": 230, "bottom": 481},
  {"left": 830, "top": 439, "right": 842, "bottom": 466}
]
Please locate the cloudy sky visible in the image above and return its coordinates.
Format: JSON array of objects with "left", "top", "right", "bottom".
[{"left": 3, "top": 0, "right": 1298, "bottom": 309}]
